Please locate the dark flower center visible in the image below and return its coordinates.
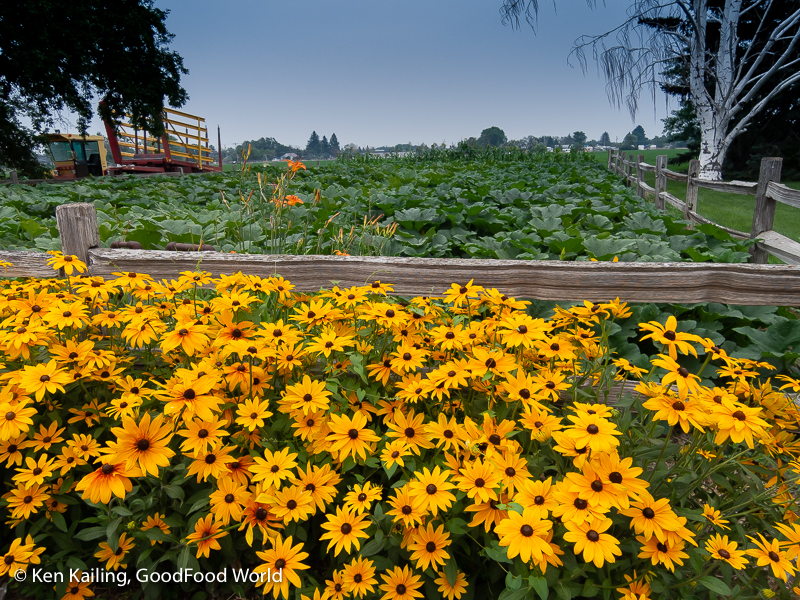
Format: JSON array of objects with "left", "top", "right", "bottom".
[
  {"left": 179, "top": 328, "right": 188, "bottom": 336},
  {"left": 517, "top": 325, "right": 528, "bottom": 334},
  {"left": 40, "top": 374, "right": 50, "bottom": 382},
  {"left": 719, "top": 549, "right": 731, "bottom": 559},
  {"left": 489, "top": 434, "right": 501, "bottom": 445},
  {"left": 485, "top": 358, "right": 497, "bottom": 369},
  {"left": 231, "top": 328, "right": 243, "bottom": 338},
  {"left": 402, "top": 505, "right": 412, "bottom": 515},
  {"left": 286, "top": 500, "right": 297, "bottom": 510},
  {"left": 591, "top": 480, "right": 603, "bottom": 492},
  {"left": 769, "top": 551, "right": 780, "bottom": 562},
  {"left": 275, "top": 558, "right": 286, "bottom": 570},
  {"left": 33, "top": 468, "right": 42, "bottom": 475},
  {"left": 391, "top": 451, "right": 400, "bottom": 458},
  {"left": 426, "top": 484, "right": 437, "bottom": 495},
  {"left": 303, "top": 394, "right": 313, "bottom": 403},
  {"left": 534, "top": 495, "right": 545, "bottom": 505},
  {"left": 587, "top": 530, "right": 600, "bottom": 542},
  {"left": 678, "top": 367, "right": 689, "bottom": 378},
  {"left": 358, "top": 493, "right": 367, "bottom": 502},
  {"left": 101, "top": 464, "right": 114, "bottom": 475},
  {"left": 396, "top": 584, "right": 407, "bottom": 595},
  {"left": 656, "top": 543, "right": 668, "bottom": 552},
  {"left": 643, "top": 507, "right": 655, "bottom": 519},
  {"left": 444, "top": 430, "right": 454, "bottom": 439},
  {"left": 534, "top": 421, "right": 544, "bottom": 428},
  {"left": 183, "top": 389, "right": 196, "bottom": 400},
  {"left": 225, "top": 494, "right": 235, "bottom": 503},
  {"left": 23, "top": 495, "right": 33, "bottom": 504},
  {"left": 69, "top": 352, "right": 79, "bottom": 359},
  {"left": 205, "top": 454, "right": 216, "bottom": 464},
  {"left": 574, "top": 498, "right": 588, "bottom": 510},
  {"left": 405, "top": 427, "right": 416, "bottom": 438},
  {"left": 354, "top": 574, "right": 363, "bottom": 583},
  {"left": 270, "top": 465, "right": 280, "bottom": 473},
  {"left": 306, "top": 483, "right": 316, "bottom": 492},
  {"left": 403, "top": 353, "right": 412, "bottom": 361},
  {"left": 137, "top": 439, "right": 150, "bottom": 451},
  {"left": 587, "top": 424, "right": 599, "bottom": 435},
  {"left": 505, "top": 467, "right": 516, "bottom": 477},
  {"left": 340, "top": 523, "right": 352, "bottom": 534},
  {"left": 445, "top": 332, "right": 455, "bottom": 339},
  {"left": 732, "top": 410, "right": 746, "bottom": 421},
  {"left": 42, "top": 437, "right": 51, "bottom": 443},
  {"left": 672, "top": 401, "right": 686, "bottom": 411},
  {"left": 256, "top": 508, "right": 268, "bottom": 521},
  {"left": 520, "top": 389, "right": 530, "bottom": 399},
  {"left": 386, "top": 309, "right": 395, "bottom": 318},
  {"left": 609, "top": 472, "right": 623, "bottom": 484},
  {"left": 426, "top": 541, "right": 437, "bottom": 552},
  {"left": 520, "top": 524, "right": 534, "bottom": 537},
  {"left": 348, "top": 429, "right": 360, "bottom": 440},
  {"left": 198, "top": 429, "right": 209, "bottom": 438},
  {"left": 474, "top": 478, "right": 485, "bottom": 488}
]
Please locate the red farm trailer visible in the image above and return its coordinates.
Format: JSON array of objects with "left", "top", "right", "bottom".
[{"left": 104, "top": 106, "right": 223, "bottom": 175}]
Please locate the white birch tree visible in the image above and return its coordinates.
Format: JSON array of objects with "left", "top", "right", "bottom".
[{"left": 501, "top": 0, "right": 800, "bottom": 180}]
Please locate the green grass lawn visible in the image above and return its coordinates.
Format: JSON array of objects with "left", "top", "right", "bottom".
[{"left": 596, "top": 149, "right": 800, "bottom": 263}]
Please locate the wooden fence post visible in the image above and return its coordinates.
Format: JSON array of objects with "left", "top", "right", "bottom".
[
  {"left": 684, "top": 159, "right": 700, "bottom": 228},
  {"left": 615, "top": 150, "right": 622, "bottom": 176},
  {"left": 636, "top": 154, "right": 645, "bottom": 198},
  {"left": 749, "top": 157, "right": 784, "bottom": 264},
  {"left": 607, "top": 148, "right": 613, "bottom": 171},
  {"left": 55, "top": 203, "right": 101, "bottom": 265},
  {"left": 655, "top": 155, "right": 667, "bottom": 211},
  {"left": 10, "top": 171, "right": 19, "bottom": 184},
  {"left": 620, "top": 152, "right": 627, "bottom": 186}
]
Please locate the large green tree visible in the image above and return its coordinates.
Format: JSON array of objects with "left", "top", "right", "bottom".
[
  {"left": 477, "top": 126, "right": 507, "bottom": 148},
  {"left": 0, "top": 0, "right": 187, "bottom": 175}
]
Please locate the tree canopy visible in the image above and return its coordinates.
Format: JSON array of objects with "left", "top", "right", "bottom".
[
  {"left": 477, "top": 126, "right": 507, "bottom": 148},
  {"left": 0, "top": 0, "right": 188, "bottom": 175}
]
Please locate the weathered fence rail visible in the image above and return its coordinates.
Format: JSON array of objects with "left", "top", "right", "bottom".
[
  {"left": 608, "top": 150, "right": 800, "bottom": 265},
  {"left": 1, "top": 203, "right": 800, "bottom": 305}
]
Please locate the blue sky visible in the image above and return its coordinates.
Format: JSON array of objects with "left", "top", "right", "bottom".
[{"left": 92, "top": 0, "right": 673, "bottom": 148}]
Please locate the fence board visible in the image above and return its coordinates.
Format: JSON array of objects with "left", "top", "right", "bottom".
[
  {"left": 660, "top": 191, "right": 686, "bottom": 211},
  {"left": 639, "top": 181, "right": 656, "bottom": 195},
  {"left": 755, "top": 231, "right": 800, "bottom": 266},
  {"left": 638, "top": 162, "right": 656, "bottom": 173},
  {"left": 695, "top": 179, "right": 758, "bottom": 195},
  {"left": 686, "top": 211, "right": 750, "bottom": 239},
  {"left": 79, "top": 248, "right": 800, "bottom": 305},
  {"left": 662, "top": 168, "right": 688, "bottom": 182},
  {"left": 0, "top": 251, "right": 53, "bottom": 278},
  {"left": 767, "top": 181, "right": 800, "bottom": 210}
]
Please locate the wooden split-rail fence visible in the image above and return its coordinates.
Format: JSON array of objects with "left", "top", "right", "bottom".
[
  {"left": 0, "top": 201, "right": 799, "bottom": 305},
  {"left": 608, "top": 149, "right": 800, "bottom": 265}
]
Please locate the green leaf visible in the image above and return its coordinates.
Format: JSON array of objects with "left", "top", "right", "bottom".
[
  {"left": 444, "top": 556, "right": 459, "bottom": 588},
  {"left": 446, "top": 518, "right": 468, "bottom": 535},
  {"left": 697, "top": 576, "right": 732, "bottom": 595},
  {"left": 530, "top": 576, "right": 549, "bottom": 600},
  {"left": 51, "top": 511, "right": 68, "bottom": 532},
  {"left": 498, "top": 588, "right": 530, "bottom": 600},
  {"left": 163, "top": 484, "right": 185, "bottom": 501},
  {"left": 74, "top": 526, "right": 107, "bottom": 541},
  {"left": 359, "top": 537, "right": 386, "bottom": 557},
  {"left": 484, "top": 542, "right": 513, "bottom": 564}
]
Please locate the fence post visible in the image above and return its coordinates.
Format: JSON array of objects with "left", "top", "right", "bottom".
[
  {"left": 55, "top": 203, "right": 101, "bottom": 266},
  {"left": 636, "top": 154, "right": 645, "bottom": 198},
  {"left": 615, "top": 150, "right": 622, "bottom": 176},
  {"left": 10, "top": 171, "right": 19, "bottom": 184},
  {"left": 607, "top": 148, "right": 613, "bottom": 171},
  {"left": 655, "top": 155, "right": 667, "bottom": 211},
  {"left": 684, "top": 159, "right": 700, "bottom": 228},
  {"left": 620, "top": 152, "right": 627, "bottom": 186},
  {"left": 749, "top": 157, "right": 783, "bottom": 264}
]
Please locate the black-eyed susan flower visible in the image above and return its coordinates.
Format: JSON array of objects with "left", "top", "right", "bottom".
[
  {"left": 326, "top": 412, "right": 381, "bottom": 461},
  {"left": 289, "top": 463, "right": 340, "bottom": 511},
  {"left": 16, "top": 360, "right": 72, "bottom": 401},
  {"left": 320, "top": 506, "right": 371, "bottom": 556},
  {"left": 424, "top": 414, "right": 464, "bottom": 453},
  {"left": 13, "top": 455, "right": 55, "bottom": 486},
  {"left": 746, "top": 533, "right": 796, "bottom": 582},
  {"left": 378, "top": 565, "right": 423, "bottom": 600},
  {"left": 344, "top": 482, "right": 382, "bottom": 514},
  {"left": 465, "top": 494, "right": 510, "bottom": 532},
  {"left": 94, "top": 532, "right": 135, "bottom": 571},
  {"left": 263, "top": 485, "right": 316, "bottom": 524},
  {"left": 209, "top": 477, "right": 249, "bottom": 524},
  {"left": 75, "top": 461, "right": 133, "bottom": 504},
  {"left": 185, "top": 513, "right": 228, "bottom": 559},
  {"left": 4, "top": 483, "right": 49, "bottom": 519},
  {"left": 615, "top": 571, "right": 651, "bottom": 600},
  {"left": 0, "top": 537, "right": 34, "bottom": 576},
  {"left": 515, "top": 477, "right": 557, "bottom": 518},
  {"left": 251, "top": 448, "right": 298, "bottom": 488},
  {"left": 565, "top": 463, "right": 628, "bottom": 510},
  {"left": 637, "top": 536, "right": 688, "bottom": 572},
  {"left": 434, "top": 569, "right": 468, "bottom": 600},
  {"left": 620, "top": 492, "right": 681, "bottom": 542},
  {"left": 61, "top": 571, "right": 95, "bottom": 600},
  {"left": 177, "top": 419, "right": 229, "bottom": 457},
  {"left": 563, "top": 517, "right": 621, "bottom": 567},
  {"left": 494, "top": 508, "right": 554, "bottom": 562},
  {"left": 235, "top": 398, "right": 273, "bottom": 432},
  {"left": 386, "top": 410, "right": 434, "bottom": 455},
  {"left": 565, "top": 412, "right": 621, "bottom": 454},
  {"left": 186, "top": 445, "right": 236, "bottom": 482},
  {"left": 550, "top": 480, "right": 608, "bottom": 525},
  {"left": 46, "top": 251, "right": 87, "bottom": 275},
  {"left": 408, "top": 466, "right": 456, "bottom": 516},
  {"left": 705, "top": 533, "right": 748, "bottom": 569},
  {"left": 282, "top": 375, "right": 332, "bottom": 415},
  {"left": 712, "top": 402, "right": 769, "bottom": 448},
  {"left": 386, "top": 485, "right": 426, "bottom": 528},
  {"left": 454, "top": 458, "right": 501, "bottom": 503},
  {"left": 701, "top": 503, "right": 731, "bottom": 530},
  {"left": 110, "top": 413, "right": 174, "bottom": 477},
  {"left": 381, "top": 440, "right": 410, "bottom": 469},
  {"left": 342, "top": 556, "right": 377, "bottom": 598},
  {"left": 0, "top": 435, "right": 27, "bottom": 467},
  {"left": 141, "top": 513, "right": 171, "bottom": 545}
]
